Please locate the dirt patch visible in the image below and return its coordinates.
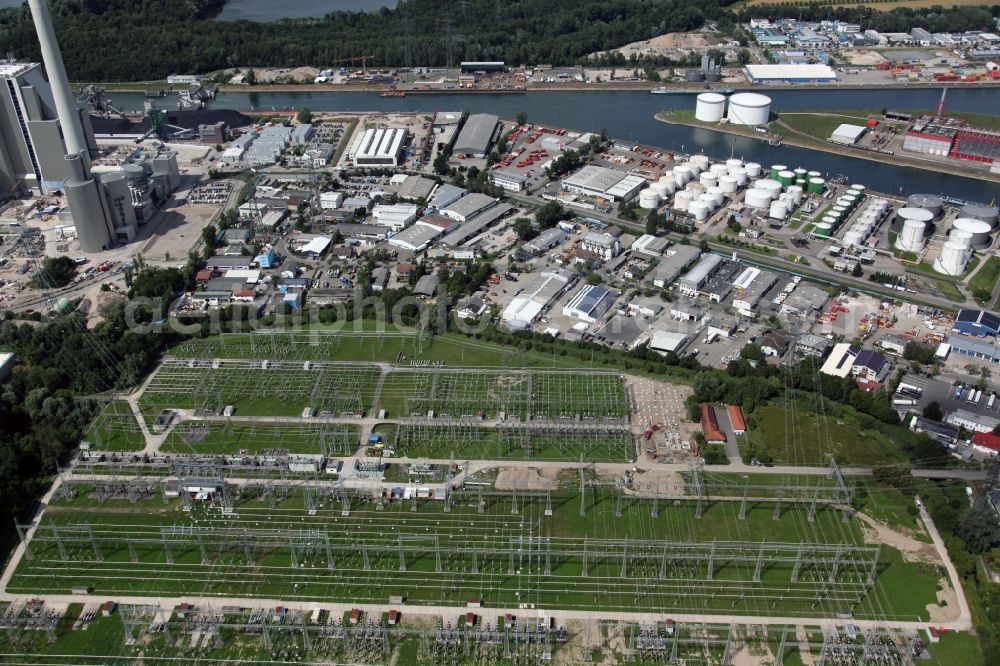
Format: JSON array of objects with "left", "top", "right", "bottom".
[
  {"left": 494, "top": 467, "right": 559, "bottom": 491},
  {"left": 926, "top": 582, "right": 960, "bottom": 623},
  {"left": 855, "top": 511, "right": 940, "bottom": 564},
  {"left": 624, "top": 469, "right": 686, "bottom": 496}
]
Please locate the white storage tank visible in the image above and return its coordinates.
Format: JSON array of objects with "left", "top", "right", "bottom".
[
  {"left": 673, "top": 191, "right": 693, "bottom": 212},
  {"left": 895, "top": 219, "right": 927, "bottom": 253},
  {"left": 729, "top": 167, "right": 747, "bottom": 186},
  {"left": 719, "top": 175, "right": 738, "bottom": 193},
  {"left": 952, "top": 217, "right": 993, "bottom": 249},
  {"left": 934, "top": 240, "right": 972, "bottom": 276},
  {"left": 657, "top": 175, "right": 677, "bottom": 194},
  {"left": 695, "top": 92, "right": 727, "bottom": 122},
  {"left": 786, "top": 185, "right": 804, "bottom": 205},
  {"left": 728, "top": 92, "right": 771, "bottom": 125},
  {"left": 757, "top": 179, "right": 783, "bottom": 199},
  {"left": 892, "top": 206, "right": 934, "bottom": 233},
  {"left": 745, "top": 162, "right": 762, "bottom": 178},
  {"left": 710, "top": 163, "right": 728, "bottom": 177},
  {"left": 698, "top": 193, "right": 718, "bottom": 211},
  {"left": 689, "top": 200, "right": 711, "bottom": 221},
  {"left": 639, "top": 188, "right": 661, "bottom": 209},
  {"left": 769, "top": 200, "right": 788, "bottom": 220},
  {"left": 843, "top": 230, "right": 863, "bottom": 247},
  {"left": 744, "top": 189, "right": 772, "bottom": 209},
  {"left": 690, "top": 154, "right": 710, "bottom": 169},
  {"left": 950, "top": 228, "right": 974, "bottom": 248},
  {"left": 700, "top": 172, "right": 718, "bottom": 188},
  {"left": 651, "top": 181, "right": 670, "bottom": 198},
  {"left": 686, "top": 182, "right": 706, "bottom": 196},
  {"left": 673, "top": 166, "right": 692, "bottom": 186},
  {"left": 706, "top": 187, "right": 725, "bottom": 207},
  {"left": 726, "top": 158, "right": 743, "bottom": 169}
]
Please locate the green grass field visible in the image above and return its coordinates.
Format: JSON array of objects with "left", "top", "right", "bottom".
[
  {"left": 10, "top": 485, "right": 938, "bottom": 621},
  {"left": 744, "top": 400, "right": 910, "bottom": 466},
  {"left": 966, "top": 255, "right": 1000, "bottom": 305},
  {"left": 82, "top": 401, "right": 145, "bottom": 452},
  {"left": 161, "top": 422, "right": 360, "bottom": 456},
  {"left": 776, "top": 111, "right": 875, "bottom": 142}
]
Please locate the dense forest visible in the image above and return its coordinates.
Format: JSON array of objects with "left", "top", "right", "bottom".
[{"left": 0, "top": 0, "right": 996, "bottom": 81}]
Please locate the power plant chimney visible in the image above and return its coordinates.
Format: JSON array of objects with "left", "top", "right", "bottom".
[
  {"left": 27, "top": 0, "right": 115, "bottom": 252},
  {"left": 27, "top": 0, "right": 87, "bottom": 156}
]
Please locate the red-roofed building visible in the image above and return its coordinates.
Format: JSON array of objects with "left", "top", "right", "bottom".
[
  {"left": 388, "top": 610, "right": 400, "bottom": 625},
  {"left": 972, "top": 431, "right": 1000, "bottom": 454},
  {"left": 699, "top": 404, "right": 726, "bottom": 443},
  {"left": 726, "top": 405, "right": 746, "bottom": 434},
  {"left": 195, "top": 269, "right": 214, "bottom": 282}
]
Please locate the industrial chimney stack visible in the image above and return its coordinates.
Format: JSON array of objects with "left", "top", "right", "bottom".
[{"left": 27, "top": 0, "right": 115, "bottom": 252}]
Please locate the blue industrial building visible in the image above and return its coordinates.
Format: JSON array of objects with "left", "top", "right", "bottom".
[{"left": 952, "top": 309, "right": 1000, "bottom": 337}]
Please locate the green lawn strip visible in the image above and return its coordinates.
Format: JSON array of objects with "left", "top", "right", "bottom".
[
  {"left": 925, "top": 629, "right": 984, "bottom": 666},
  {"left": 966, "top": 254, "right": 1000, "bottom": 304},
  {"left": 777, "top": 111, "right": 876, "bottom": 142},
  {"left": 935, "top": 279, "right": 966, "bottom": 303},
  {"left": 160, "top": 422, "right": 360, "bottom": 456},
  {"left": 82, "top": 401, "right": 145, "bottom": 452}
]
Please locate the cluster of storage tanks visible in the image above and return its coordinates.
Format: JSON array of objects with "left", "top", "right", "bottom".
[
  {"left": 694, "top": 92, "right": 772, "bottom": 126},
  {"left": 811, "top": 183, "right": 867, "bottom": 237},
  {"left": 640, "top": 155, "right": 760, "bottom": 222},
  {"left": 741, "top": 164, "right": 824, "bottom": 221},
  {"left": 889, "top": 193, "right": 999, "bottom": 275},
  {"left": 841, "top": 197, "right": 890, "bottom": 248}
]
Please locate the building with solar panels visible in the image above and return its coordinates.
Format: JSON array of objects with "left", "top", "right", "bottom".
[
  {"left": 562, "top": 284, "right": 620, "bottom": 323},
  {"left": 952, "top": 309, "right": 1000, "bottom": 337}
]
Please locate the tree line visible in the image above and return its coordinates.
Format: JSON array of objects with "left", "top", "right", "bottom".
[{"left": 1, "top": 0, "right": 995, "bottom": 81}]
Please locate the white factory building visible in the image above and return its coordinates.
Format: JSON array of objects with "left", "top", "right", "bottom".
[
  {"left": 579, "top": 232, "right": 620, "bottom": 261},
  {"left": 440, "top": 193, "right": 497, "bottom": 223},
  {"left": 830, "top": 124, "right": 868, "bottom": 145},
  {"left": 372, "top": 203, "right": 418, "bottom": 231},
  {"left": 744, "top": 64, "right": 837, "bottom": 83},
  {"left": 352, "top": 127, "right": 409, "bottom": 166},
  {"left": 501, "top": 269, "right": 575, "bottom": 330},
  {"left": 561, "top": 165, "right": 646, "bottom": 203}
]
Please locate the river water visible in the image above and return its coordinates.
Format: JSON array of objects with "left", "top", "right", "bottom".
[
  {"left": 108, "top": 87, "right": 1000, "bottom": 201},
  {"left": 214, "top": 0, "right": 397, "bottom": 21}
]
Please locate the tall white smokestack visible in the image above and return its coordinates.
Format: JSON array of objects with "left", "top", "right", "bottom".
[{"left": 27, "top": 0, "right": 88, "bottom": 156}]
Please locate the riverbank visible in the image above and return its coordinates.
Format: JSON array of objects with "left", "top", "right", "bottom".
[
  {"left": 91, "top": 80, "right": 1000, "bottom": 94},
  {"left": 654, "top": 111, "right": 999, "bottom": 183}
]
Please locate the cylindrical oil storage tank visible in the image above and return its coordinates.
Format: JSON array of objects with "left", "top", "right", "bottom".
[
  {"left": 673, "top": 191, "right": 693, "bottom": 212},
  {"left": 786, "top": 185, "right": 804, "bottom": 205},
  {"left": 813, "top": 222, "right": 832, "bottom": 237},
  {"left": 907, "top": 193, "right": 944, "bottom": 218},
  {"left": 848, "top": 184, "right": 865, "bottom": 195},
  {"left": 745, "top": 162, "right": 762, "bottom": 178},
  {"left": 952, "top": 217, "right": 993, "bottom": 249},
  {"left": 710, "top": 163, "right": 728, "bottom": 177},
  {"left": 831, "top": 206, "right": 846, "bottom": 218},
  {"left": 823, "top": 214, "right": 839, "bottom": 227},
  {"left": 726, "top": 158, "right": 743, "bottom": 169},
  {"left": 689, "top": 201, "right": 711, "bottom": 222},
  {"left": 793, "top": 167, "right": 808, "bottom": 180},
  {"left": 843, "top": 230, "right": 863, "bottom": 247},
  {"left": 934, "top": 241, "right": 972, "bottom": 276},
  {"left": 695, "top": 92, "right": 727, "bottom": 122},
  {"left": 719, "top": 175, "right": 739, "bottom": 194},
  {"left": 769, "top": 200, "right": 788, "bottom": 220},
  {"left": 728, "top": 92, "right": 771, "bottom": 125},
  {"left": 673, "top": 165, "right": 692, "bottom": 186},
  {"left": 960, "top": 204, "right": 1000, "bottom": 228},
  {"left": 706, "top": 187, "right": 725, "bottom": 207},
  {"left": 690, "top": 154, "right": 710, "bottom": 170},
  {"left": 651, "top": 181, "right": 670, "bottom": 199},
  {"left": 744, "top": 189, "right": 772, "bottom": 209},
  {"left": 655, "top": 177, "right": 676, "bottom": 195},
  {"left": 836, "top": 197, "right": 855, "bottom": 210},
  {"left": 896, "top": 219, "right": 927, "bottom": 253},
  {"left": 757, "top": 179, "right": 783, "bottom": 199},
  {"left": 769, "top": 164, "right": 787, "bottom": 180},
  {"left": 685, "top": 161, "right": 704, "bottom": 177},
  {"left": 698, "top": 193, "right": 719, "bottom": 211},
  {"left": 699, "top": 172, "right": 718, "bottom": 188},
  {"left": 685, "top": 182, "right": 706, "bottom": 197},
  {"left": 729, "top": 167, "right": 747, "bottom": 186},
  {"left": 807, "top": 178, "right": 825, "bottom": 194},
  {"left": 777, "top": 170, "right": 795, "bottom": 187},
  {"left": 639, "top": 188, "right": 661, "bottom": 209},
  {"left": 807, "top": 170, "right": 821, "bottom": 178},
  {"left": 892, "top": 206, "right": 934, "bottom": 233},
  {"left": 950, "top": 228, "right": 974, "bottom": 248}
]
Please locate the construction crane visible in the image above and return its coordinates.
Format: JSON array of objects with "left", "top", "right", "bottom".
[
  {"left": 76, "top": 84, "right": 122, "bottom": 117},
  {"left": 330, "top": 55, "right": 377, "bottom": 72},
  {"left": 133, "top": 102, "right": 192, "bottom": 144}
]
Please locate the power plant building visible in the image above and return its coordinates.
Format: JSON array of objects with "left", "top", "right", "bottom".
[{"left": 0, "top": 61, "right": 98, "bottom": 195}]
